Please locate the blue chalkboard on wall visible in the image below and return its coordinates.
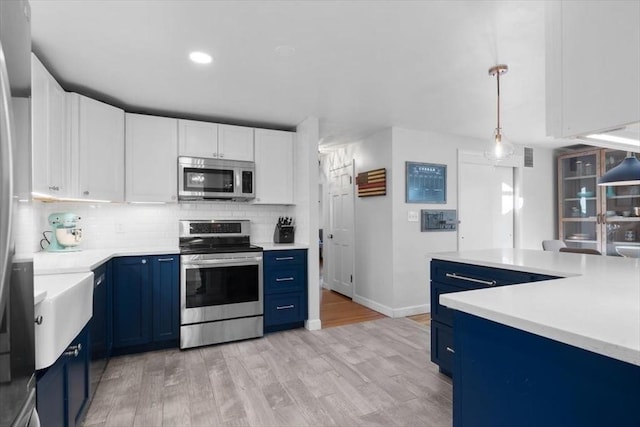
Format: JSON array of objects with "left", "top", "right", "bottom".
[{"left": 406, "top": 162, "right": 446, "bottom": 203}]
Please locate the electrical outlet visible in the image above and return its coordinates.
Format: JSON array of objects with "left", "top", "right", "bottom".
[{"left": 408, "top": 211, "right": 419, "bottom": 222}]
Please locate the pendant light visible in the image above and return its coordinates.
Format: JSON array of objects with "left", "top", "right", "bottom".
[
  {"left": 598, "top": 152, "right": 640, "bottom": 186},
  {"left": 484, "top": 64, "right": 514, "bottom": 162}
]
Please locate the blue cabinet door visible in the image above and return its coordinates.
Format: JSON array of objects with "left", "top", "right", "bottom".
[
  {"left": 152, "top": 255, "right": 179, "bottom": 342},
  {"left": 36, "top": 358, "right": 66, "bottom": 427},
  {"left": 112, "top": 256, "right": 152, "bottom": 348},
  {"left": 90, "top": 265, "right": 107, "bottom": 360},
  {"left": 66, "top": 326, "right": 90, "bottom": 427}
]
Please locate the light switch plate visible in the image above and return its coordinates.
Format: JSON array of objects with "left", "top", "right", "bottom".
[{"left": 408, "top": 211, "right": 419, "bottom": 222}]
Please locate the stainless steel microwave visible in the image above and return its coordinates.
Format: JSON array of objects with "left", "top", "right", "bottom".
[{"left": 178, "top": 157, "right": 255, "bottom": 201}]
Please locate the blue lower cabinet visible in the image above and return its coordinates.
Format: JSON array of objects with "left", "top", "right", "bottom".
[
  {"left": 36, "top": 324, "right": 90, "bottom": 427},
  {"left": 264, "top": 249, "right": 308, "bottom": 333},
  {"left": 112, "top": 256, "right": 153, "bottom": 348},
  {"left": 265, "top": 292, "right": 306, "bottom": 326},
  {"left": 112, "top": 255, "right": 179, "bottom": 355},
  {"left": 453, "top": 312, "right": 640, "bottom": 427},
  {"left": 430, "top": 259, "right": 560, "bottom": 378},
  {"left": 152, "top": 255, "right": 179, "bottom": 342}
]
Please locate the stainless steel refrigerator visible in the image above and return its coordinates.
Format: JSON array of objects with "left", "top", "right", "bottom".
[{"left": 0, "top": 0, "right": 39, "bottom": 426}]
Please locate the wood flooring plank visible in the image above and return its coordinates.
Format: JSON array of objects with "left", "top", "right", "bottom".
[
  {"left": 237, "top": 386, "right": 280, "bottom": 427},
  {"left": 208, "top": 359, "right": 248, "bottom": 422},
  {"left": 261, "top": 382, "right": 294, "bottom": 410},
  {"left": 319, "top": 351, "right": 371, "bottom": 387},
  {"left": 190, "top": 397, "right": 222, "bottom": 426},
  {"left": 273, "top": 404, "right": 311, "bottom": 427},
  {"left": 240, "top": 353, "right": 279, "bottom": 388},
  {"left": 280, "top": 378, "right": 338, "bottom": 427},
  {"left": 357, "top": 409, "right": 397, "bottom": 426},
  {"left": 132, "top": 409, "right": 163, "bottom": 427},
  {"left": 318, "top": 392, "right": 362, "bottom": 426},
  {"left": 104, "top": 408, "right": 135, "bottom": 427}
]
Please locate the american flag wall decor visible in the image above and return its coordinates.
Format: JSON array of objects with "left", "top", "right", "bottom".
[{"left": 356, "top": 168, "right": 386, "bottom": 197}]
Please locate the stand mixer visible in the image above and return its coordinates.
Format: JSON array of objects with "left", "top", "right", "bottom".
[{"left": 46, "top": 213, "right": 83, "bottom": 252}]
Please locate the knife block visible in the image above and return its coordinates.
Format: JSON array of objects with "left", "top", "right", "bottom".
[{"left": 273, "top": 224, "right": 295, "bottom": 243}]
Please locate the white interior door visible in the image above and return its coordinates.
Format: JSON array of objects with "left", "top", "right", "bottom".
[
  {"left": 459, "top": 163, "right": 515, "bottom": 251},
  {"left": 327, "top": 163, "right": 354, "bottom": 298}
]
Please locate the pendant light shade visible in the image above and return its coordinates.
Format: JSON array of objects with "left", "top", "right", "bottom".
[
  {"left": 598, "top": 153, "right": 640, "bottom": 186},
  {"left": 484, "top": 64, "right": 514, "bottom": 162}
]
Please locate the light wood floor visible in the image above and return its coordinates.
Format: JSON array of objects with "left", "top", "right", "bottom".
[
  {"left": 320, "top": 288, "right": 431, "bottom": 328},
  {"left": 84, "top": 318, "right": 451, "bottom": 427}
]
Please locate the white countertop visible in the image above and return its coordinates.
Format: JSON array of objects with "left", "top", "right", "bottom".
[
  {"left": 257, "top": 242, "right": 309, "bottom": 251},
  {"left": 34, "top": 247, "right": 179, "bottom": 275},
  {"left": 433, "top": 249, "right": 640, "bottom": 366}
]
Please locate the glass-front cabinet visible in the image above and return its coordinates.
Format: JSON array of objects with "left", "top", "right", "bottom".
[
  {"left": 558, "top": 148, "right": 640, "bottom": 256},
  {"left": 601, "top": 150, "right": 640, "bottom": 256}
]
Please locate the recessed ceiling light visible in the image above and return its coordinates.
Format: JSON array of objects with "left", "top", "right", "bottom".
[
  {"left": 189, "top": 51, "right": 212, "bottom": 64},
  {"left": 275, "top": 45, "right": 296, "bottom": 57}
]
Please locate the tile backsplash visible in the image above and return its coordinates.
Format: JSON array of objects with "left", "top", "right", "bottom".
[{"left": 15, "top": 200, "right": 295, "bottom": 254}]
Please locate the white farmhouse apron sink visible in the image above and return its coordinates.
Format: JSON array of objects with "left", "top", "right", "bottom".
[{"left": 34, "top": 272, "right": 93, "bottom": 369}]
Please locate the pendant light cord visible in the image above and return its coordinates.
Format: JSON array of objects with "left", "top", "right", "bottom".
[{"left": 496, "top": 70, "right": 501, "bottom": 133}]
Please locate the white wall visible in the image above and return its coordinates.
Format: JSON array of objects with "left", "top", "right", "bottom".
[
  {"left": 518, "top": 146, "right": 557, "bottom": 248},
  {"left": 353, "top": 129, "right": 395, "bottom": 313},
  {"left": 390, "top": 127, "right": 479, "bottom": 314},
  {"left": 294, "top": 117, "right": 321, "bottom": 331}
]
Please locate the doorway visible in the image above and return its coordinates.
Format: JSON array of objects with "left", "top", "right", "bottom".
[
  {"left": 325, "top": 161, "right": 355, "bottom": 298},
  {"left": 458, "top": 154, "right": 515, "bottom": 251}
]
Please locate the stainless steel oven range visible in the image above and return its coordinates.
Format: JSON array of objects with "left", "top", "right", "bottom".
[{"left": 179, "top": 220, "right": 263, "bottom": 349}]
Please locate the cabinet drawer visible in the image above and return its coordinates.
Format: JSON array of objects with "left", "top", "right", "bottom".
[
  {"left": 264, "top": 293, "right": 306, "bottom": 326},
  {"left": 432, "top": 260, "right": 533, "bottom": 288},
  {"left": 431, "top": 321, "right": 454, "bottom": 376},
  {"left": 430, "top": 281, "right": 462, "bottom": 327},
  {"left": 265, "top": 266, "right": 304, "bottom": 294},
  {"left": 264, "top": 250, "right": 305, "bottom": 267}
]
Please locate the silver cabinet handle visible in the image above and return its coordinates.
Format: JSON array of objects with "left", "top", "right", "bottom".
[
  {"left": 276, "top": 304, "right": 295, "bottom": 310},
  {"left": 83, "top": 190, "right": 90, "bottom": 196},
  {"left": 276, "top": 277, "right": 294, "bottom": 282},
  {"left": 64, "top": 343, "right": 82, "bottom": 357},
  {"left": 35, "top": 316, "right": 43, "bottom": 325},
  {"left": 446, "top": 347, "right": 455, "bottom": 354},
  {"left": 95, "top": 274, "right": 105, "bottom": 287},
  {"left": 445, "top": 273, "right": 496, "bottom": 286},
  {"left": 141, "top": 259, "right": 147, "bottom": 264},
  {"left": 157, "top": 257, "right": 174, "bottom": 262},
  {"left": 275, "top": 256, "right": 294, "bottom": 261},
  {"left": 219, "top": 153, "right": 224, "bottom": 158}
]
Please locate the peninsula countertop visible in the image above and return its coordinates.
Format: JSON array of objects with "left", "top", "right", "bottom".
[{"left": 433, "top": 249, "right": 640, "bottom": 366}]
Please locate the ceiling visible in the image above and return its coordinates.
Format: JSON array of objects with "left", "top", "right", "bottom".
[{"left": 30, "top": 0, "right": 568, "bottom": 148}]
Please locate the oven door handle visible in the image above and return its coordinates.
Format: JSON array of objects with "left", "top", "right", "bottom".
[{"left": 181, "top": 257, "right": 262, "bottom": 267}]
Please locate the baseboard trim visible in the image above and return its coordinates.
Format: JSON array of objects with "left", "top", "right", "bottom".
[
  {"left": 393, "top": 304, "right": 430, "bottom": 318},
  {"left": 352, "top": 295, "right": 430, "bottom": 319},
  {"left": 305, "top": 318, "right": 322, "bottom": 331},
  {"left": 352, "top": 295, "right": 395, "bottom": 317}
]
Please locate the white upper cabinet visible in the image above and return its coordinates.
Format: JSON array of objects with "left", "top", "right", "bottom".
[
  {"left": 178, "top": 120, "right": 254, "bottom": 161},
  {"left": 68, "top": 93, "right": 124, "bottom": 201},
  {"left": 254, "top": 129, "right": 293, "bottom": 205},
  {"left": 546, "top": 1, "right": 640, "bottom": 137},
  {"left": 31, "top": 54, "right": 70, "bottom": 197},
  {"left": 178, "top": 119, "right": 218, "bottom": 158},
  {"left": 126, "top": 113, "right": 178, "bottom": 202},
  {"left": 218, "top": 124, "right": 254, "bottom": 161}
]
